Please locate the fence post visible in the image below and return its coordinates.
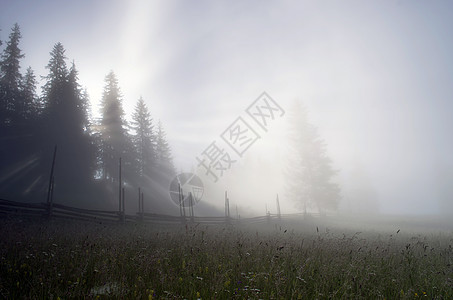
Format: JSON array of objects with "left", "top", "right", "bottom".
[
  {"left": 189, "top": 192, "right": 194, "bottom": 223},
  {"left": 118, "top": 157, "right": 122, "bottom": 221},
  {"left": 50, "top": 176, "right": 55, "bottom": 207},
  {"left": 122, "top": 187, "right": 125, "bottom": 222},
  {"left": 46, "top": 145, "right": 57, "bottom": 219},
  {"left": 138, "top": 187, "right": 142, "bottom": 221},
  {"left": 225, "top": 191, "right": 230, "bottom": 224},
  {"left": 141, "top": 192, "right": 144, "bottom": 217},
  {"left": 276, "top": 194, "right": 281, "bottom": 221},
  {"left": 266, "top": 203, "right": 271, "bottom": 224},
  {"left": 178, "top": 183, "right": 182, "bottom": 218},
  {"left": 180, "top": 185, "right": 186, "bottom": 224}
]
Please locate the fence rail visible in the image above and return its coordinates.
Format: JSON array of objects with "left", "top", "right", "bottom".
[{"left": 0, "top": 198, "right": 317, "bottom": 225}]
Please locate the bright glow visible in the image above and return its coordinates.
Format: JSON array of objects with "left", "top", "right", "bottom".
[{"left": 1, "top": 1, "right": 453, "bottom": 215}]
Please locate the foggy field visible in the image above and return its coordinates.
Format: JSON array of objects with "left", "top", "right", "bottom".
[
  {"left": 2, "top": 2, "right": 453, "bottom": 298},
  {"left": 1, "top": 217, "right": 451, "bottom": 299}
]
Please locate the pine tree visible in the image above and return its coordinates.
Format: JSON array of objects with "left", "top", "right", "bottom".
[
  {"left": 81, "top": 88, "right": 93, "bottom": 130},
  {"left": 0, "top": 23, "right": 24, "bottom": 124},
  {"left": 39, "top": 45, "right": 96, "bottom": 201},
  {"left": 41, "top": 44, "right": 86, "bottom": 135},
  {"left": 65, "top": 61, "right": 96, "bottom": 181},
  {"left": 131, "top": 97, "right": 156, "bottom": 183},
  {"left": 67, "top": 61, "right": 90, "bottom": 131},
  {"left": 0, "top": 23, "right": 23, "bottom": 96},
  {"left": 285, "top": 101, "right": 340, "bottom": 213},
  {"left": 21, "top": 66, "right": 37, "bottom": 118},
  {"left": 155, "top": 120, "right": 175, "bottom": 176},
  {"left": 98, "top": 71, "right": 131, "bottom": 181},
  {"left": 0, "top": 24, "right": 43, "bottom": 202},
  {"left": 1, "top": 42, "right": 96, "bottom": 202},
  {"left": 42, "top": 42, "right": 68, "bottom": 112}
]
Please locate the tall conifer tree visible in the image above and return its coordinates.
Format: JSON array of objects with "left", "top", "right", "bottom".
[
  {"left": 131, "top": 97, "right": 156, "bottom": 183},
  {"left": 0, "top": 23, "right": 24, "bottom": 124},
  {"left": 98, "top": 71, "right": 131, "bottom": 181},
  {"left": 285, "top": 101, "right": 340, "bottom": 213},
  {"left": 155, "top": 120, "right": 175, "bottom": 177}
]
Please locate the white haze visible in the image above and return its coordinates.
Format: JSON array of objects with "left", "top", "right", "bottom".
[{"left": 1, "top": 0, "right": 453, "bottom": 216}]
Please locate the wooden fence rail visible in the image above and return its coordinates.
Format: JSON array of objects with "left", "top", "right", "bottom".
[{"left": 0, "top": 198, "right": 317, "bottom": 225}]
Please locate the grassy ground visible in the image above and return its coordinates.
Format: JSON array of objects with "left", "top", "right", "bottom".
[{"left": 0, "top": 216, "right": 452, "bottom": 299}]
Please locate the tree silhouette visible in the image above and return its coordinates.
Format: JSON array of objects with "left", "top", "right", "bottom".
[
  {"left": 98, "top": 71, "right": 132, "bottom": 182},
  {"left": 42, "top": 43, "right": 68, "bottom": 108},
  {"left": 21, "top": 66, "right": 38, "bottom": 119},
  {"left": 0, "top": 23, "right": 42, "bottom": 202},
  {"left": 285, "top": 101, "right": 340, "bottom": 213},
  {"left": 0, "top": 23, "right": 24, "bottom": 124},
  {"left": 0, "top": 23, "right": 178, "bottom": 208},
  {"left": 131, "top": 97, "right": 156, "bottom": 184},
  {"left": 155, "top": 120, "right": 175, "bottom": 177},
  {"left": 39, "top": 44, "right": 96, "bottom": 203}
]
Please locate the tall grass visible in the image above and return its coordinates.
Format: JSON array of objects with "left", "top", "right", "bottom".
[{"left": 0, "top": 217, "right": 451, "bottom": 299}]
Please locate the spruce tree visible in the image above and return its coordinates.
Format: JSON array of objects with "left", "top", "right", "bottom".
[
  {"left": 0, "top": 23, "right": 24, "bottom": 124},
  {"left": 0, "top": 23, "right": 23, "bottom": 95},
  {"left": 285, "top": 101, "right": 340, "bottom": 213},
  {"left": 0, "top": 24, "right": 45, "bottom": 202},
  {"left": 99, "top": 71, "right": 131, "bottom": 181},
  {"left": 67, "top": 61, "right": 90, "bottom": 131},
  {"left": 42, "top": 42, "right": 68, "bottom": 111},
  {"left": 155, "top": 120, "right": 175, "bottom": 177},
  {"left": 131, "top": 97, "right": 156, "bottom": 183},
  {"left": 21, "top": 66, "right": 38, "bottom": 118},
  {"left": 40, "top": 44, "right": 95, "bottom": 201}
]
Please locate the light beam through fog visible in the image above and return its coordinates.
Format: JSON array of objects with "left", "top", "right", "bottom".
[
  {"left": 2, "top": 2, "right": 453, "bottom": 298},
  {"left": 1, "top": 1, "right": 453, "bottom": 216}
]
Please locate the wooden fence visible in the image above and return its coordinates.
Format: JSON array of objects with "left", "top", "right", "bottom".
[
  {"left": 0, "top": 197, "right": 316, "bottom": 225},
  {"left": 1, "top": 152, "right": 323, "bottom": 225}
]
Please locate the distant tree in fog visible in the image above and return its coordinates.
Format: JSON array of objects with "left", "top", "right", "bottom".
[
  {"left": 285, "top": 101, "right": 340, "bottom": 213},
  {"left": 98, "top": 71, "right": 133, "bottom": 182},
  {"left": 155, "top": 120, "right": 175, "bottom": 179},
  {"left": 131, "top": 97, "right": 156, "bottom": 184}
]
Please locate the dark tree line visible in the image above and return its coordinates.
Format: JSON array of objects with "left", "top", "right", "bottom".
[{"left": 0, "top": 24, "right": 175, "bottom": 209}]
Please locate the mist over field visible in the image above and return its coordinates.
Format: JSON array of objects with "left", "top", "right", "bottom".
[{"left": 2, "top": 1, "right": 453, "bottom": 220}]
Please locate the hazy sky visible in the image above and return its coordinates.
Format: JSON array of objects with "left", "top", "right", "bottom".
[{"left": 1, "top": 0, "right": 453, "bottom": 215}]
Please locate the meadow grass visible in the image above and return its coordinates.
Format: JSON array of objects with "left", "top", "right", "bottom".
[{"left": 0, "top": 216, "right": 451, "bottom": 299}]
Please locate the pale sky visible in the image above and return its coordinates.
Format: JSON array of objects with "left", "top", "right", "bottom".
[{"left": 1, "top": 0, "right": 453, "bottom": 215}]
